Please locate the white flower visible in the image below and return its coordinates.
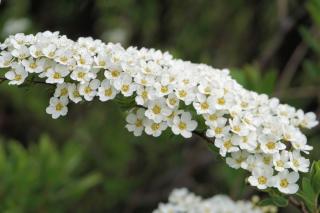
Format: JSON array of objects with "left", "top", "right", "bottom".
[
  {"left": 0, "top": 52, "right": 13, "bottom": 67},
  {"left": 45, "top": 96, "right": 69, "bottom": 119},
  {"left": 193, "top": 94, "right": 215, "bottom": 114},
  {"left": 232, "top": 132, "right": 257, "bottom": 152},
  {"left": 54, "top": 83, "right": 69, "bottom": 97},
  {"left": 206, "top": 118, "right": 230, "bottom": 138},
  {"left": 46, "top": 64, "right": 69, "bottom": 84},
  {"left": 203, "top": 111, "right": 226, "bottom": 126},
  {"left": 68, "top": 83, "right": 82, "bottom": 103},
  {"left": 259, "top": 135, "right": 286, "bottom": 154},
  {"left": 54, "top": 48, "right": 74, "bottom": 65},
  {"left": 125, "top": 108, "right": 145, "bottom": 136},
  {"left": 11, "top": 45, "right": 30, "bottom": 59},
  {"left": 42, "top": 44, "right": 57, "bottom": 58},
  {"left": 154, "top": 82, "right": 173, "bottom": 97},
  {"left": 135, "top": 86, "right": 155, "bottom": 106},
  {"left": 208, "top": 89, "right": 234, "bottom": 110},
  {"left": 70, "top": 67, "right": 96, "bottom": 83},
  {"left": 0, "top": 32, "right": 318, "bottom": 193},
  {"left": 226, "top": 150, "right": 249, "bottom": 169},
  {"left": 113, "top": 74, "right": 136, "bottom": 97},
  {"left": 229, "top": 118, "right": 250, "bottom": 136},
  {"left": 296, "top": 111, "right": 319, "bottom": 129},
  {"left": 171, "top": 112, "right": 198, "bottom": 138},
  {"left": 21, "top": 58, "right": 46, "bottom": 73},
  {"left": 4, "top": 63, "right": 28, "bottom": 85},
  {"left": 97, "top": 79, "right": 118, "bottom": 101},
  {"left": 104, "top": 65, "right": 123, "bottom": 80},
  {"left": 289, "top": 151, "right": 310, "bottom": 173},
  {"left": 143, "top": 119, "right": 167, "bottom": 137},
  {"left": 166, "top": 93, "right": 179, "bottom": 109},
  {"left": 29, "top": 44, "right": 44, "bottom": 58},
  {"left": 145, "top": 98, "right": 172, "bottom": 123},
  {"left": 214, "top": 135, "right": 239, "bottom": 157},
  {"left": 75, "top": 50, "right": 93, "bottom": 67},
  {"left": 174, "top": 87, "right": 196, "bottom": 105},
  {"left": 272, "top": 151, "right": 290, "bottom": 172},
  {"left": 274, "top": 170, "right": 299, "bottom": 194},
  {"left": 248, "top": 166, "right": 274, "bottom": 190},
  {"left": 79, "top": 79, "right": 100, "bottom": 101}
]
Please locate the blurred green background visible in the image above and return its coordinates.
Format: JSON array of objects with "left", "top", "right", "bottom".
[{"left": 0, "top": 0, "right": 319, "bottom": 212}]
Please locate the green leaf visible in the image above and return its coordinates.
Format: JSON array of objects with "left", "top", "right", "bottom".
[
  {"left": 311, "top": 161, "right": 320, "bottom": 194},
  {"left": 297, "top": 177, "right": 317, "bottom": 212},
  {"left": 258, "top": 195, "right": 288, "bottom": 207}
]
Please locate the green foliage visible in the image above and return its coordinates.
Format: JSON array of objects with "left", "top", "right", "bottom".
[
  {"left": 231, "top": 66, "right": 277, "bottom": 95},
  {"left": 296, "top": 161, "right": 320, "bottom": 212},
  {"left": 0, "top": 136, "right": 101, "bottom": 213}
]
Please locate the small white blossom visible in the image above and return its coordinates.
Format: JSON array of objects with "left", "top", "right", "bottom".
[
  {"left": 171, "top": 112, "right": 198, "bottom": 138},
  {"left": 79, "top": 79, "right": 100, "bottom": 101},
  {"left": 97, "top": 79, "right": 118, "bottom": 102},
  {"left": 4, "top": 63, "right": 28, "bottom": 85},
  {"left": 45, "top": 96, "right": 69, "bottom": 119},
  {"left": 274, "top": 170, "right": 299, "bottom": 194},
  {"left": 248, "top": 166, "right": 274, "bottom": 190},
  {"left": 125, "top": 108, "right": 145, "bottom": 136}
]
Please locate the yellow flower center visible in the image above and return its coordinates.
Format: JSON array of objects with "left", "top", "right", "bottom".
[
  {"left": 178, "top": 122, "right": 187, "bottom": 130},
  {"left": 77, "top": 72, "right": 86, "bottom": 79},
  {"left": 141, "top": 91, "right": 148, "bottom": 100},
  {"left": 135, "top": 119, "right": 143, "bottom": 127},
  {"left": 276, "top": 160, "right": 284, "bottom": 167},
  {"left": 55, "top": 103, "right": 63, "bottom": 111},
  {"left": 217, "top": 97, "right": 225, "bottom": 105},
  {"left": 258, "top": 176, "right": 267, "bottom": 185},
  {"left": 263, "top": 156, "right": 271, "bottom": 165},
  {"left": 53, "top": 72, "right": 61, "bottom": 79},
  {"left": 121, "top": 85, "right": 129, "bottom": 92},
  {"left": 200, "top": 102, "right": 209, "bottom": 110},
  {"left": 141, "top": 79, "right": 147, "bottom": 85},
  {"left": 111, "top": 70, "right": 120, "bottom": 77},
  {"left": 79, "top": 57, "right": 86, "bottom": 65},
  {"left": 60, "top": 56, "right": 68, "bottom": 63},
  {"left": 266, "top": 141, "right": 276, "bottom": 150},
  {"left": 215, "top": 127, "right": 222, "bottom": 134},
  {"left": 73, "top": 90, "right": 80, "bottom": 97},
  {"left": 178, "top": 90, "right": 187, "bottom": 98},
  {"left": 280, "top": 179, "right": 289, "bottom": 188},
  {"left": 85, "top": 86, "right": 92, "bottom": 94},
  {"left": 161, "top": 86, "right": 168, "bottom": 93},
  {"left": 61, "top": 88, "right": 68, "bottom": 96},
  {"left": 293, "top": 159, "right": 300, "bottom": 167},
  {"left": 223, "top": 140, "right": 232, "bottom": 149},
  {"left": 35, "top": 50, "right": 42, "bottom": 57},
  {"left": 169, "top": 98, "right": 177, "bottom": 106},
  {"left": 208, "top": 114, "right": 217, "bottom": 121},
  {"left": 233, "top": 126, "right": 241, "bottom": 133},
  {"left": 14, "top": 74, "right": 22, "bottom": 81},
  {"left": 152, "top": 105, "right": 161, "bottom": 114},
  {"left": 151, "top": 123, "right": 160, "bottom": 131},
  {"left": 99, "top": 61, "right": 106, "bottom": 66},
  {"left": 105, "top": 88, "right": 113, "bottom": 97},
  {"left": 29, "top": 63, "right": 37, "bottom": 69},
  {"left": 48, "top": 52, "right": 55, "bottom": 58}
]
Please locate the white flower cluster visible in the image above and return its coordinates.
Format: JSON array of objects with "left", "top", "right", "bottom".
[
  {"left": 153, "top": 188, "right": 277, "bottom": 213},
  {"left": 0, "top": 32, "right": 318, "bottom": 194}
]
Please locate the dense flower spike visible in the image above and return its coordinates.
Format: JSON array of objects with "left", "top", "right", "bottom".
[
  {"left": 0, "top": 32, "right": 318, "bottom": 194},
  {"left": 153, "top": 188, "right": 277, "bottom": 213}
]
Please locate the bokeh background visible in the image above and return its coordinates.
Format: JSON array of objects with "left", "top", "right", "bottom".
[{"left": 0, "top": 0, "right": 319, "bottom": 212}]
